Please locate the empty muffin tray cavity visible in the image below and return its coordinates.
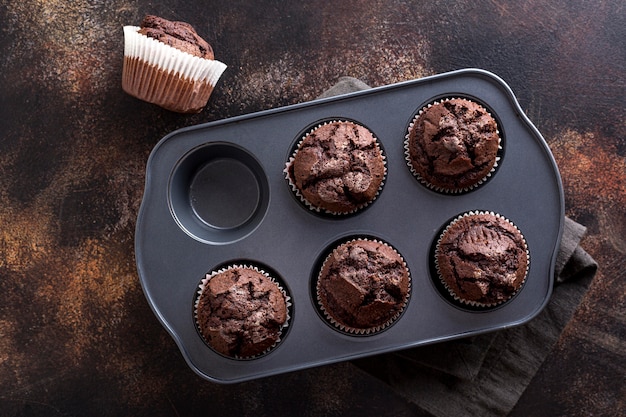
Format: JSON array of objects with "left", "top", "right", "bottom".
[{"left": 135, "top": 68, "right": 564, "bottom": 383}]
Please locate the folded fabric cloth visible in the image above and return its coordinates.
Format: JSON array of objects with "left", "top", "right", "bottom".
[
  {"left": 318, "top": 77, "right": 598, "bottom": 417},
  {"left": 317, "top": 76, "right": 372, "bottom": 99},
  {"left": 355, "top": 252, "right": 596, "bottom": 417},
  {"left": 381, "top": 217, "right": 596, "bottom": 381}
]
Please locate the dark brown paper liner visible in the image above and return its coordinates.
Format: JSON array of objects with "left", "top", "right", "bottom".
[
  {"left": 404, "top": 98, "right": 502, "bottom": 193},
  {"left": 284, "top": 120, "right": 387, "bottom": 215},
  {"left": 315, "top": 238, "right": 411, "bottom": 335},
  {"left": 194, "top": 264, "right": 291, "bottom": 359},
  {"left": 122, "top": 56, "right": 216, "bottom": 113},
  {"left": 434, "top": 211, "right": 530, "bottom": 308}
]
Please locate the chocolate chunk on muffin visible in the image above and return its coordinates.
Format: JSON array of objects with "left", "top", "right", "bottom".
[
  {"left": 406, "top": 98, "right": 500, "bottom": 192},
  {"left": 435, "top": 211, "right": 529, "bottom": 307},
  {"left": 286, "top": 120, "right": 386, "bottom": 214},
  {"left": 122, "top": 15, "right": 226, "bottom": 113},
  {"left": 195, "top": 266, "right": 289, "bottom": 358},
  {"left": 317, "top": 239, "right": 410, "bottom": 334}
]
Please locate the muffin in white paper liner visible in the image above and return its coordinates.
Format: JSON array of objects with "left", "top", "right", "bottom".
[
  {"left": 404, "top": 98, "right": 502, "bottom": 193},
  {"left": 315, "top": 238, "right": 411, "bottom": 335},
  {"left": 284, "top": 120, "right": 387, "bottom": 215},
  {"left": 194, "top": 264, "right": 291, "bottom": 360},
  {"left": 434, "top": 211, "right": 530, "bottom": 308},
  {"left": 122, "top": 25, "right": 227, "bottom": 113}
]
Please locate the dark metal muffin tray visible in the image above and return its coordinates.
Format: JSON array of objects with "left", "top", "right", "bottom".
[{"left": 135, "top": 68, "right": 564, "bottom": 383}]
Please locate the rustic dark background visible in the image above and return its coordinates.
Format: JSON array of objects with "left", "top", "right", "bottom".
[{"left": 1, "top": 1, "right": 624, "bottom": 416}]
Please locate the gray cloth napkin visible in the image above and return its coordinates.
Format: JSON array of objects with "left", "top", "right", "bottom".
[{"left": 318, "top": 78, "right": 598, "bottom": 417}]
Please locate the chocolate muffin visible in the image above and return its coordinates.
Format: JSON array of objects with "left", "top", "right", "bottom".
[
  {"left": 405, "top": 98, "right": 500, "bottom": 192},
  {"left": 195, "top": 266, "right": 289, "bottom": 358},
  {"left": 138, "top": 15, "right": 214, "bottom": 59},
  {"left": 316, "top": 239, "right": 410, "bottom": 334},
  {"left": 122, "top": 15, "right": 226, "bottom": 113},
  {"left": 435, "top": 212, "right": 529, "bottom": 307},
  {"left": 286, "top": 121, "right": 386, "bottom": 214}
]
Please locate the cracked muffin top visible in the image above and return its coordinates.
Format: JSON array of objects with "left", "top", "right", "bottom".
[
  {"left": 435, "top": 212, "right": 528, "bottom": 307},
  {"left": 195, "top": 266, "right": 288, "bottom": 358},
  {"left": 287, "top": 121, "right": 386, "bottom": 214},
  {"left": 138, "top": 15, "right": 214, "bottom": 59},
  {"left": 317, "top": 239, "right": 410, "bottom": 332},
  {"left": 406, "top": 98, "right": 500, "bottom": 192}
]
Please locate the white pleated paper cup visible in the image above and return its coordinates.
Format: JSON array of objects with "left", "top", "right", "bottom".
[{"left": 122, "top": 26, "right": 227, "bottom": 113}]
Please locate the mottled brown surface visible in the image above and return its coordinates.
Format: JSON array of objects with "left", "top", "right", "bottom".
[{"left": 0, "top": 0, "right": 624, "bottom": 416}]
